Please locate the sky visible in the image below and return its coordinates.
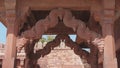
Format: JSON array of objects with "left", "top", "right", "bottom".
[
  {"left": 42, "top": 35, "right": 76, "bottom": 41},
  {"left": 0, "top": 22, "right": 76, "bottom": 44},
  {"left": 0, "top": 22, "right": 7, "bottom": 44}
]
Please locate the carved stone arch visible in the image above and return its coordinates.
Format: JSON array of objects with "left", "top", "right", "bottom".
[
  {"left": 22, "top": 8, "right": 94, "bottom": 39},
  {"left": 24, "top": 34, "right": 89, "bottom": 68},
  {"left": 61, "top": 9, "right": 102, "bottom": 45},
  {"left": 17, "top": 8, "right": 104, "bottom": 56},
  {"left": 33, "top": 34, "right": 101, "bottom": 68},
  {"left": 21, "top": 9, "right": 62, "bottom": 39},
  {"left": 16, "top": 8, "right": 105, "bottom": 68},
  {"left": 33, "top": 34, "right": 88, "bottom": 61}
]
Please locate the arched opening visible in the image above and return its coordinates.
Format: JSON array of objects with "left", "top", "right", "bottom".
[
  {"left": 37, "top": 35, "right": 85, "bottom": 68},
  {"left": 17, "top": 8, "right": 102, "bottom": 68},
  {"left": 33, "top": 34, "right": 86, "bottom": 68}
]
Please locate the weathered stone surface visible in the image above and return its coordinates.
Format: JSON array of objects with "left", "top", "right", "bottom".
[{"left": 37, "top": 48, "right": 85, "bottom": 68}]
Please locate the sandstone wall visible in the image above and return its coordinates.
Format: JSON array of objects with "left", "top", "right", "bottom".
[{"left": 37, "top": 46, "right": 90, "bottom": 68}]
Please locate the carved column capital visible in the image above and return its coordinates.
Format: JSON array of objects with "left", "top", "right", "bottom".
[
  {"left": 102, "top": 9, "right": 115, "bottom": 24},
  {"left": 4, "top": 0, "right": 16, "bottom": 10},
  {"left": 101, "top": 0, "right": 115, "bottom": 24}
]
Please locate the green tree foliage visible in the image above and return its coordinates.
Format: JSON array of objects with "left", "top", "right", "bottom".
[
  {"left": 46, "top": 35, "right": 55, "bottom": 42},
  {"left": 39, "top": 37, "right": 46, "bottom": 43},
  {"left": 39, "top": 35, "right": 55, "bottom": 43}
]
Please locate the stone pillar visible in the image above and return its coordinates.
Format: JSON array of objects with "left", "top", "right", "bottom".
[
  {"left": 102, "top": 0, "right": 118, "bottom": 68},
  {"left": 2, "top": 10, "right": 18, "bottom": 68},
  {"left": 102, "top": 20, "right": 118, "bottom": 68},
  {"left": 2, "top": 0, "right": 18, "bottom": 68},
  {"left": 102, "top": 21, "right": 118, "bottom": 68}
]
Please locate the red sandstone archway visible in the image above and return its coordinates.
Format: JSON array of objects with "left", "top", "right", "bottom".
[
  {"left": 17, "top": 8, "right": 103, "bottom": 52},
  {"left": 16, "top": 8, "right": 104, "bottom": 68}
]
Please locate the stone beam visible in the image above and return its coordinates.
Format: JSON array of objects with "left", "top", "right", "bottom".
[{"left": 19, "top": 0, "right": 92, "bottom": 10}]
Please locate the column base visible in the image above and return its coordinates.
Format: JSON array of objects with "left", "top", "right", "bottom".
[
  {"left": 103, "top": 58, "right": 118, "bottom": 68},
  {"left": 2, "top": 58, "right": 15, "bottom": 68}
]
